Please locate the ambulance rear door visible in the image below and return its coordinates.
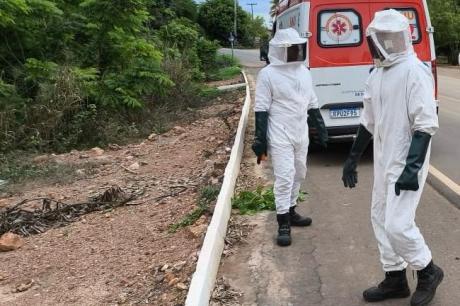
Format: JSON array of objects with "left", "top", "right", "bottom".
[{"left": 309, "top": 2, "right": 373, "bottom": 138}]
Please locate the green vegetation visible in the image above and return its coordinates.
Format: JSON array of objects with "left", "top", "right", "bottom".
[
  {"left": 428, "top": 0, "right": 460, "bottom": 65},
  {"left": 232, "top": 187, "right": 307, "bottom": 215},
  {"left": 210, "top": 66, "right": 242, "bottom": 81},
  {"left": 232, "top": 187, "right": 276, "bottom": 215},
  {"left": 198, "top": 0, "right": 269, "bottom": 47},
  {"left": 0, "top": 0, "right": 260, "bottom": 155},
  {"left": 169, "top": 185, "right": 221, "bottom": 233}
]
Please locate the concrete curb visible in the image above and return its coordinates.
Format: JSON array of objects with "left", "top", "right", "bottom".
[
  {"left": 428, "top": 165, "right": 460, "bottom": 209},
  {"left": 185, "top": 70, "right": 251, "bottom": 306},
  {"left": 217, "top": 83, "right": 246, "bottom": 91}
]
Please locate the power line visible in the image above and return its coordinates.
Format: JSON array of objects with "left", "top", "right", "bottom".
[{"left": 246, "top": 3, "right": 257, "bottom": 20}]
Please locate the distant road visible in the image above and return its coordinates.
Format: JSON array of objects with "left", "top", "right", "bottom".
[{"left": 220, "top": 48, "right": 265, "bottom": 68}]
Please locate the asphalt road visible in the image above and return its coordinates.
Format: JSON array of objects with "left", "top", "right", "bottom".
[
  {"left": 433, "top": 67, "right": 460, "bottom": 183},
  {"left": 221, "top": 48, "right": 460, "bottom": 184},
  {"left": 218, "top": 50, "right": 460, "bottom": 306}
]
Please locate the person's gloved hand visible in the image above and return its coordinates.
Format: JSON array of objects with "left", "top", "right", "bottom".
[
  {"left": 252, "top": 139, "right": 267, "bottom": 164},
  {"left": 395, "top": 131, "right": 431, "bottom": 196},
  {"left": 395, "top": 169, "right": 419, "bottom": 196},
  {"left": 308, "top": 108, "right": 328, "bottom": 148},
  {"left": 252, "top": 112, "right": 269, "bottom": 164},
  {"left": 342, "top": 125, "right": 373, "bottom": 189},
  {"left": 342, "top": 158, "right": 358, "bottom": 188}
]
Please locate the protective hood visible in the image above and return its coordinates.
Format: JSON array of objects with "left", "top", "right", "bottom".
[
  {"left": 268, "top": 28, "right": 307, "bottom": 66},
  {"left": 366, "top": 9, "right": 414, "bottom": 67}
]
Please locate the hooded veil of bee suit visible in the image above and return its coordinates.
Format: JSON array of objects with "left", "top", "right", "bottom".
[
  {"left": 252, "top": 28, "right": 328, "bottom": 247},
  {"left": 342, "top": 9, "right": 443, "bottom": 306}
]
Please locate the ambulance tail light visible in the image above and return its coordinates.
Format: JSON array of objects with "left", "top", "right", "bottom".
[{"left": 431, "top": 60, "right": 438, "bottom": 99}]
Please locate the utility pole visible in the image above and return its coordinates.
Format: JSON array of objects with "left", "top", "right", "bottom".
[
  {"left": 234, "top": 0, "right": 237, "bottom": 40},
  {"left": 247, "top": 2, "right": 257, "bottom": 20}
]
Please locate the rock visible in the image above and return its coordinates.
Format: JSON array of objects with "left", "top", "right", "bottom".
[
  {"left": 160, "top": 264, "right": 169, "bottom": 272},
  {"left": 168, "top": 278, "right": 180, "bottom": 286},
  {"left": 148, "top": 133, "right": 157, "bottom": 141},
  {"left": 108, "top": 144, "right": 122, "bottom": 151},
  {"left": 33, "top": 155, "right": 51, "bottom": 164},
  {"left": 15, "top": 280, "right": 34, "bottom": 293},
  {"left": 75, "top": 169, "right": 85, "bottom": 176},
  {"left": 128, "top": 162, "right": 140, "bottom": 171},
  {"left": 173, "top": 261, "right": 187, "bottom": 272},
  {"left": 125, "top": 155, "right": 134, "bottom": 160},
  {"left": 93, "top": 156, "right": 112, "bottom": 165},
  {"left": 79, "top": 154, "right": 89, "bottom": 159},
  {"left": 176, "top": 282, "right": 188, "bottom": 290},
  {"left": 155, "top": 275, "right": 165, "bottom": 283},
  {"left": 90, "top": 147, "right": 104, "bottom": 156},
  {"left": 0, "top": 275, "right": 6, "bottom": 281},
  {"left": 188, "top": 224, "right": 207, "bottom": 238},
  {"left": 0, "top": 232, "right": 24, "bottom": 252},
  {"left": 164, "top": 272, "right": 175, "bottom": 283},
  {"left": 173, "top": 126, "right": 186, "bottom": 134},
  {"left": 195, "top": 215, "right": 207, "bottom": 226},
  {"left": 225, "top": 147, "right": 232, "bottom": 153},
  {"left": 117, "top": 292, "right": 128, "bottom": 304}
]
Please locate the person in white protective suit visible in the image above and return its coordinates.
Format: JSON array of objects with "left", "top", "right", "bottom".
[
  {"left": 252, "top": 28, "right": 328, "bottom": 247},
  {"left": 342, "top": 9, "right": 443, "bottom": 306}
]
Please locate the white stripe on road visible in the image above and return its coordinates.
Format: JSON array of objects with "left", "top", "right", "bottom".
[{"left": 429, "top": 165, "right": 460, "bottom": 195}]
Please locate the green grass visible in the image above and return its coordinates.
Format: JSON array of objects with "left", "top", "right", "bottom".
[
  {"left": 232, "top": 187, "right": 308, "bottom": 215},
  {"left": 209, "top": 66, "right": 242, "bottom": 81},
  {"left": 199, "top": 86, "right": 220, "bottom": 98},
  {"left": 169, "top": 185, "right": 221, "bottom": 233},
  {"left": 215, "top": 54, "right": 240, "bottom": 68}
]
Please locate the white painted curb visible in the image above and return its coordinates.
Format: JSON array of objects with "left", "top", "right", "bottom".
[
  {"left": 428, "top": 165, "right": 460, "bottom": 208},
  {"left": 217, "top": 83, "right": 246, "bottom": 91},
  {"left": 185, "top": 71, "right": 251, "bottom": 306}
]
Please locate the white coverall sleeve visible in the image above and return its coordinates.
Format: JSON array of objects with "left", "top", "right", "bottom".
[
  {"left": 254, "top": 70, "right": 272, "bottom": 112},
  {"left": 307, "top": 72, "right": 319, "bottom": 110},
  {"left": 360, "top": 82, "right": 375, "bottom": 135},
  {"left": 407, "top": 68, "right": 439, "bottom": 136}
]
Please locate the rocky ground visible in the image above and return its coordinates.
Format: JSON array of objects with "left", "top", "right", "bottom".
[{"left": 0, "top": 79, "right": 245, "bottom": 305}]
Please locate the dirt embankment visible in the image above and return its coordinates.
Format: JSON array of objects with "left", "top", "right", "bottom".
[{"left": 0, "top": 88, "right": 245, "bottom": 306}]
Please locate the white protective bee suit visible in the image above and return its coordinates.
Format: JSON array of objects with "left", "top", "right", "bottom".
[
  {"left": 362, "top": 10, "right": 439, "bottom": 271},
  {"left": 254, "top": 28, "right": 319, "bottom": 214}
]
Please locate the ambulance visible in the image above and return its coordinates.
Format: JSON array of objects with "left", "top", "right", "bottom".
[{"left": 273, "top": 0, "right": 438, "bottom": 141}]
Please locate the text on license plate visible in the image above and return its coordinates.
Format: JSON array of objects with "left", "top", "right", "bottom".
[{"left": 330, "top": 108, "right": 360, "bottom": 119}]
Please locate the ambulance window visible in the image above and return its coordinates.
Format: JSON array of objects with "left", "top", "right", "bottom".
[
  {"left": 318, "top": 10, "right": 362, "bottom": 47},
  {"left": 393, "top": 8, "right": 421, "bottom": 44}
]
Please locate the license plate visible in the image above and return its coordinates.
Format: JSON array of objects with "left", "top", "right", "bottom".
[{"left": 330, "top": 108, "right": 360, "bottom": 119}]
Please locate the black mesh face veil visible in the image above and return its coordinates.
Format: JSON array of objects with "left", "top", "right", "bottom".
[
  {"left": 367, "top": 35, "right": 385, "bottom": 62},
  {"left": 286, "top": 43, "right": 307, "bottom": 62}
]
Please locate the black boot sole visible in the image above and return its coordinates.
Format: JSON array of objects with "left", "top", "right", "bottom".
[
  {"left": 363, "top": 288, "right": 411, "bottom": 302},
  {"left": 410, "top": 268, "right": 444, "bottom": 306},
  {"left": 291, "top": 219, "right": 312, "bottom": 227},
  {"left": 277, "top": 237, "right": 291, "bottom": 246}
]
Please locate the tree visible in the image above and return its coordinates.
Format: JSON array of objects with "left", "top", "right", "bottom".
[
  {"left": 428, "top": 0, "right": 460, "bottom": 64},
  {"left": 198, "top": 0, "right": 254, "bottom": 46},
  {"left": 270, "top": 0, "right": 280, "bottom": 18}
]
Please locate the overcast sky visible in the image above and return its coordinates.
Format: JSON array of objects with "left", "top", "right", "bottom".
[{"left": 195, "top": 0, "right": 272, "bottom": 27}]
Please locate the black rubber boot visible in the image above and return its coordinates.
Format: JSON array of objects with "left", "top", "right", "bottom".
[
  {"left": 276, "top": 213, "right": 291, "bottom": 247},
  {"left": 363, "top": 269, "right": 411, "bottom": 302},
  {"left": 411, "top": 261, "right": 444, "bottom": 306},
  {"left": 289, "top": 206, "right": 312, "bottom": 227}
]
